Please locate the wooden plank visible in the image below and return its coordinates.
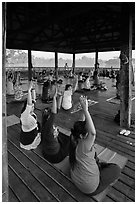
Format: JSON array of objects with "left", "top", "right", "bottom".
[
  {"left": 7, "top": 115, "right": 135, "bottom": 202},
  {"left": 96, "top": 119, "right": 135, "bottom": 140},
  {"left": 8, "top": 137, "right": 95, "bottom": 202},
  {"left": 8, "top": 166, "right": 39, "bottom": 202},
  {"left": 97, "top": 129, "right": 135, "bottom": 152},
  {"left": 93, "top": 186, "right": 111, "bottom": 202},
  {"left": 8, "top": 186, "right": 21, "bottom": 202},
  {"left": 8, "top": 139, "right": 76, "bottom": 202},
  {"left": 8, "top": 148, "right": 58, "bottom": 202},
  {"left": 126, "top": 160, "right": 135, "bottom": 170},
  {"left": 106, "top": 187, "right": 133, "bottom": 202},
  {"left": 116, "top": 134, "right": 135, "bottom": 146},
  {"left": 95, "top": 137, "right": 135, "bottom": 161},
  {"left": 103, "top": 195, "right": 115, "bottom": 202},
  {"left": 120, "top": 174, "right": 135, "bottom": 189},
  {"left": 113, "top": 181, "right": 135, "bottom": 201},
  {"left": 122, "top": 166, "right": 135, "bottom": 179},
  {"left": 111, "top": 139, "right": 135, "bottom": 153}
]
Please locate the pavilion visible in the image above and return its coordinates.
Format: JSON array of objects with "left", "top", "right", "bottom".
[{"left": 2, "top": 2, "right": 135, "bottom": 202}]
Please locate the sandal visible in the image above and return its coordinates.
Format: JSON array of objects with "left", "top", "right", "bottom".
[
  {"left": 119, "top": 129, "right": 127, "bottom": 135},
  {"left": 124, "top": 130, "right": 131, "bottom": 136}
]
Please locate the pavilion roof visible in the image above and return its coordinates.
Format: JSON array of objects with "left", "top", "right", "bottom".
[{"left": 6, "top": 2, "right": 135, "bottom": 54}]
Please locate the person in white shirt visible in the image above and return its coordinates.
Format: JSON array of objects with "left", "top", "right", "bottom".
[
  {"left": 20, "top": 81, "right": 41, "bottom": 150},
  {"left": 62, "top": 75, "right": 78, "bottom": 110},
  {"left": 82, "top": 75, "right": 91, "bottom": 90},
  {"left": 6, "top": 70, "right": 14, "bottom": 95}
]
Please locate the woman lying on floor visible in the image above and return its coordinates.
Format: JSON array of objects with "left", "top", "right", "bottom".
[
  {"left": 20, "top": 81, "right": 41, "bottom": 150},
  {"left": 69, "top": 95, "right": 121, "bottom": 195},
  {"left": 41, "top": 86, "right": 70, "bottom": 163}
]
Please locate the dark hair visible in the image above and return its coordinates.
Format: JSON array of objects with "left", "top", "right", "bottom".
[
  {"left": 65, "top": 84, "right": 72, "bottom": 90},
  {"left": 79, "top": 72, "right": 83, "bottom": 75},
  {"left": 43, "top": 80, "right": 51, "bottom": 87},
  {"left": 57, "top": 79, "right": 63, "bottom": 84},
  {"left": 21, "top": 99, "right": 35, "bottom": 114},
  {"left": 41, "top": 108, "right": 51, "bottom": 137},
  {"left": 69, "top": 121, "right": 87, "bottom": 169}
]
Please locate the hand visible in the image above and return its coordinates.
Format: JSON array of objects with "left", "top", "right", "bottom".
[
  {"left": 79, "top": 95, "right": 88, "bottom": 111},
  {"left": 28, "top": 80, "right": 33, "bottom": 91}
]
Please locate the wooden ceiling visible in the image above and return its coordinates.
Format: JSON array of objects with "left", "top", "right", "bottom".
[{"left": 5, "top": 2, "right": 135, "bottom": 54}]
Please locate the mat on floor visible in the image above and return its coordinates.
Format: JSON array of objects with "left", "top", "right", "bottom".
[
  {"left": 6, "top": 93, "right": 28, "bottom": 104},
  {"left": 35, "top": 99, "right": 52, "bottom": 111},
  {"left": 55, "top": 126, "right": 128, "bottom": 171},
  {"left": 6, "top": 114, "right": 20, "bottom": 127},
  {"left": 106, "top": 96, "right": 135, "bottom": 105},
  {"left": 71, "top": 99, "right": 98, "bottom": 114}
]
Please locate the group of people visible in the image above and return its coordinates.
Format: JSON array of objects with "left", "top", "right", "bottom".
[
  {"left": 20, "top": 80, "right": 121, "bottom": 196},
  {"left": 78, "top": 71, "right": 108, "bottom": 91},
  {"left": 6, "top": 70, "right": 23, "bottom": 100}
]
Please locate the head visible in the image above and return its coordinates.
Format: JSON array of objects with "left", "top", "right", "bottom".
[
  {"left": 57, "top": 79, "right": 63, "bottom": 84},
  {"left": 50, "top": 71, "right": 53, "bottom": 75},
  {"left": 79, "top": 72, "right": 83, "bottom": 76},
  {"left": 69, "top": 120, "right": 87, "bottom": 170},
  {"left": 65, "top": 84, "right": 72, "bottom": 91},
  {"left": 21, "top": 99, "right": 35, "bottom": 114},
  {"left": 71, "top": 120, "right": 87, "bottom": 140},
  {"left": 85, "top": 75, "right": 89, "bottom": 79}
]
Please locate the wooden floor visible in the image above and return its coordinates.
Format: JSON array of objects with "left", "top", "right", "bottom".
[{"left": 6, "top": 77, "right": 135, "bottom": 202}]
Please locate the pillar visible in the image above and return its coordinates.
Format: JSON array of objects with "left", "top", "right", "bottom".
[
  {"left": 120, "top": 3, "right": 133, "bottom": 128},
  {"left": 55, "top": 52, "right": 58, "bottom": 79},
  {"left": 72, "top": 53, "right": 75, "bottom": 74},
  {"left": 28, "top": 49, "right": 32, "bottom": 81},
  {"left": 94, "top": 50, "right": 99, "bottom": 71},
  {"left": 2, "top": 2, "right": 9, "bottom": 201}
]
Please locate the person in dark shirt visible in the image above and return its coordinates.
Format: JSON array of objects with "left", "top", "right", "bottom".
[{"left": 41, "top": 86, "right": 70, "bottom": 163}]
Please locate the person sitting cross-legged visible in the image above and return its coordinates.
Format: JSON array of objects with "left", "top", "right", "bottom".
[
  {"left": 20, "top": 81, "right": 41, "bottom": 150},
  {"left": 41, "top": 86, "right": 70, "bottom": 163},
  {"left": 62, "top": 75, "right": 78, "bottom": 110},
  {"left": 69, "top": 95, "right": 121, "bottom": 195}
]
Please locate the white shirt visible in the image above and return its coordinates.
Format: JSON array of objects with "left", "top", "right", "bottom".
[
  {"left": 62, "top": 90, "right": 73, "bottom": 110},
  {"left": 20, "top": 104, "right": 38, "bottom": 132},
  {"left": 83, "top": 78, "right": 91, "bottom": 89},
  {"left": 7, "top": 80, "right": 14, "bottom": 95}
]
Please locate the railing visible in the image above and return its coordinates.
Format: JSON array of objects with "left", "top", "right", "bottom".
[{"left": 6, "top": 66, "right": 120, "bottom": 73}]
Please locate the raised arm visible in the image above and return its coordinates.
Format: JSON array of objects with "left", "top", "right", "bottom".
[
  {"left": 72, "top": 75, "right": 78, "bottom": 93},
  {"left": 80, "top": 95, "right": 96, "bottom": 138},
  {"left": 27, "top": 81, "right": 33, "bottom": 105},
  {"left": 51, "top": 86, "right": 58, "bottom": 114}
]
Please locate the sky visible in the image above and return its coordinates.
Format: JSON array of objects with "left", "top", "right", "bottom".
[{"left": 31, "top": 50, "right": 135, "bottom": 61}]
